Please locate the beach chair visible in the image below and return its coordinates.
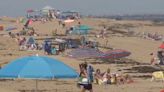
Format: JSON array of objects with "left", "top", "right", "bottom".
[{"left": 151, "top": 71, "right": 164, "bottom": 81}]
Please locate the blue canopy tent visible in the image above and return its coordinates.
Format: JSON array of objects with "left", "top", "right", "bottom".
[{"left": 0, "top": 56, "right": 78, "bottom": 92}]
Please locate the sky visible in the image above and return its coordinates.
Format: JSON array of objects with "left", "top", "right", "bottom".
[{"left": 0, "top": 0, "right": 164, "bottom": 17}]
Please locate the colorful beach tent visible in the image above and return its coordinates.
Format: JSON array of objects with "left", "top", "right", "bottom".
[
  {"left": 99, "top": 49, "right": 131, "bottom": 59},
  {"left": 0, "top": 56, "right": 78, "bottom": 91},
  {"left": 24, "top": 19, "right": 33, "bottom": 27}
]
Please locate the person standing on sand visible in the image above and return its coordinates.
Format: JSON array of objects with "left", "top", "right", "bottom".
[
  {"left": 100, "top": 26, "right": 107, "bottom": 39},
  {"left": 150, "top": 53, "right": 160, "bottom": 65},
  {"left": 79, "top": 62, "right": 94, "bottom": 92}
]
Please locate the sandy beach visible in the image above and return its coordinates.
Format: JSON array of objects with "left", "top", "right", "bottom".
[{"left": 0, "top": 17, "right": 164, "bottom": 92}]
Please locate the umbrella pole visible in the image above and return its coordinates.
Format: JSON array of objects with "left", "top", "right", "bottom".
[{"left": 35, "top": 79, "right": 38, "bottom": 92}]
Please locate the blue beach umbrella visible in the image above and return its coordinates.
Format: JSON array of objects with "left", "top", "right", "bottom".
[{"left": 0, "top": 56, "right": 78, "bottom": 91}]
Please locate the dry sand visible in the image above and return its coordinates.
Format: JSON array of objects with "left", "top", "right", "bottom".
[{"left": 0, "top": 17, "right": 164, "bottom": 92}]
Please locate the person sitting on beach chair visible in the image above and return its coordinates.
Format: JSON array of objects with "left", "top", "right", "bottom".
[
  {"left": 19, "top": 37, "right": 27, "bottom": 50},
  {"left": 44, "top": 41, "right": 52, "bottom": 55},
  {"left": 8, "top": 32, "right": 16, "bottom": 38},
  {"left": 102, "top": 68, "right": 111, "bottom": 84},
  {"left": 94, "top": 69, "right": 104, "bottom": 85}
]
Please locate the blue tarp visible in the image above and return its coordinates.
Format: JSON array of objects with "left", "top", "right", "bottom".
[{"left": 0, "top": 56, "right": 78, "bottom": 79}]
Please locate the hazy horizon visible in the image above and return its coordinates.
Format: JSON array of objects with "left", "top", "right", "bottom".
[{"left": 0, "top": 0, "right": 164, "bottom": 17}]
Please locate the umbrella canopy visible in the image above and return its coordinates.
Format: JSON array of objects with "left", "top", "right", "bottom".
[
  {"left": 159, "top": 43, "right": 164, "bottom": 49},
  {"left": 68, "top": 48, "right": 103, "bottom": 59},
  {"left": 99, "top": 49, "right": 131, "bottom": 59},
  {"left": 0, "top": 56, "right": 78, "bottom": 79}
]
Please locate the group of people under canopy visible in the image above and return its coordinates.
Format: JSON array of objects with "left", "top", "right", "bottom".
[
  {"left": 43, "top": 38, "right": 68, "bottom": 55},
  {"left": 150, "top": 42, "right": 164, "bottom": 65},
  {"left": 17, "top": 36, "right": 42, "bottom": 51},
  {"left": 77, "top": 62, "right": 134, "bottom": 92},
  {"left": 43, "top": 36, "right": 99, "bottom": 56}
]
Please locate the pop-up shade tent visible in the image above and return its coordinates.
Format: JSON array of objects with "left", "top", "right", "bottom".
[{"left": 70, "top": 25, "right": 92, "bottom": 35}]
